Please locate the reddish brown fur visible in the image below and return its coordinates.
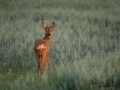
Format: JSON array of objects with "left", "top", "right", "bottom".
[{"left": 34, "top": 22, "right": 55, "bottom": 75}]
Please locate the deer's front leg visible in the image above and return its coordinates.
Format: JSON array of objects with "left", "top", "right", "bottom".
[{"left": 45, "top": 52, "right": 48, "bottom": 72}]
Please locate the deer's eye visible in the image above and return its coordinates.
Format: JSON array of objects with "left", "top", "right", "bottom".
[
  {"left": 45, "top": 30, "right": 47, "bottom": 31},
  {"left": 50, "top": 30, "right": 52, "bottom": 31}
]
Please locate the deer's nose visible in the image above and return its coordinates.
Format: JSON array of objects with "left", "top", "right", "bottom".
[{"left": 48, "top": 33, "right": 51, "bottom": 36}]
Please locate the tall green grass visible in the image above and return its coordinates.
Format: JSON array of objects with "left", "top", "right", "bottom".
[{"left": 0, "top": 0, "right": 120, "bottom": 90}]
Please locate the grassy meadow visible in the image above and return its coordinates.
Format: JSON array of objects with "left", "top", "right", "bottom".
[{"left": 0, "top": 0, "right": 120, "bottom": 90}]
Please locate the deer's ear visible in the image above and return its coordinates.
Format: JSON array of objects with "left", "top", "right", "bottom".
[
  {"left": 42, "top": 22, "right": 47, "bottom": 29},
  {"left": 50, "top": 22, "right": 55, "bottom": 28}
]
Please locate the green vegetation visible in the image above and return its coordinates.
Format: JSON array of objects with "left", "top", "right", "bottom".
[{"left": 0, "top": 0, "right": 120, "bottom": 90}]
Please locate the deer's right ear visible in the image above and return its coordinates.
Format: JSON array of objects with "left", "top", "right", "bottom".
[
  {"left": 50, "top": 22, "right": 55, "bottom": 28},
  {"left": 42, "top": 22, "right": 46, "bottom": 29}
]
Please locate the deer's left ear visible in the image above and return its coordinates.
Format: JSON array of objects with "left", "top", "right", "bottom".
[
  {"left": 50, "top": 22, "right": 55, "bottom": 28},
  {"left": 42, "top": 22, "right": 47, "bottom": 29}
]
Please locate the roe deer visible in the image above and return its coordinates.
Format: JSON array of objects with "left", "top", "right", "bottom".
[{"left": 34, "top": 22, "right": 55, "bottom": 75}]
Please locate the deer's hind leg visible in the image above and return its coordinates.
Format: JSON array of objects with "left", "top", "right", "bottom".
[
  {"left": 40, "top": 54, "right": 47, "bottom": 75},
  {"left": 35, "top": 54, "right": 40, "bottom": 75}
]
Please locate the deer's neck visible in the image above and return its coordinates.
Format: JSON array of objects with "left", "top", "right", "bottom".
[{"left": 43, "top": 36, "right": 51, "bottom": 44}]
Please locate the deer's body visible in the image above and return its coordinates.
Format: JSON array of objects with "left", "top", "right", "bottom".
[{"left": 34, "top": 22, "right": 55, "bottom": 75}]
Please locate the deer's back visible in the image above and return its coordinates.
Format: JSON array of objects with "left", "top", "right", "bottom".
[{"left": 34, "top": 39, "right": 48, "bottom": 55}]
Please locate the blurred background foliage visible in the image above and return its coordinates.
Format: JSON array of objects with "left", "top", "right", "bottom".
[{"left": 0, "top": 0, "right": 120, "bottom": 90}]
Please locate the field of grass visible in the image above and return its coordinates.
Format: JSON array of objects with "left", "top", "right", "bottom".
[{"left": 0, "top": 0, "right": 120, "bottom": 90}]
